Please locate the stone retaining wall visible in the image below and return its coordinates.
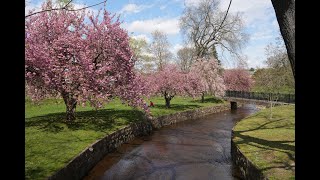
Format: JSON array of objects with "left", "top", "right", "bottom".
[
  {"left": 48, "top": 103, "right": 231, "bottom": 180},
  {"left": 48, "top": 122, "right": 152, "bottom": 180},
  {"left": 231, "top": 139, "right": 267, "bottom": 180},
  {"left": 148, "top": 103, "right": 230, "bottom": 129}
]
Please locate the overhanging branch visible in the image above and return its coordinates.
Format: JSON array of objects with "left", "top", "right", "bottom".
[{"left": 25, "top": 0, "right": 107, "bottom": 18}]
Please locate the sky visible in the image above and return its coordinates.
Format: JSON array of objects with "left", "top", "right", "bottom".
[{"left": 25, "top": 0, "right": 281, "bottom": 69}]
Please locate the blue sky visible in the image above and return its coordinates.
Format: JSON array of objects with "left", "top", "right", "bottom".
[{"left": 26, "top": 0, "right": 281, "bottom": 69}]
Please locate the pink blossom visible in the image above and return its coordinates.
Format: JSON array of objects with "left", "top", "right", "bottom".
[
  {"left": 142, "top": 64, "right": 203, "bottom": 107},
  {"left": 190, "top": 58, "right": 226, "bottom": 97},
  {"left": 25, "top": 2, "right": 148, "bottom": 119},
  {"left": 223, "top": 69, "right": 253, "bottom": 91}
]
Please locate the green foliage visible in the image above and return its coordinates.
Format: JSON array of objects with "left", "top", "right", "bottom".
[
  {"left": 129, "top": 37, "right": 154, "bottom": 72},
  {"left": 25, "top": 96, "right": 224, "bottom": 179},
  {"left": 233, "top": 105, "right": 295, "bottom": 179},
  {"left": 149, "top": 30, "right": 172, "bottom": 71},
  {"left": 252, "top": 41, "right": 294, "bottom": 94},
  {"left": 129, "top": 37, "right": 148, "bottom": 59},
  {"left": 252, "top": 68, "right": 295, "bottom": 94}
]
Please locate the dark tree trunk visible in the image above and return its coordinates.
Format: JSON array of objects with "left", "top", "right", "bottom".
[
  {"left": 164, "top": 91, "right": 173, "bottom": 108},
  {"left": 62, "top": 92, "right": 77, "bottom": 121},
  {"left": 271, "top": 0, "right": 295, "bottom": 79},
  {"left": 201, "top": 92, "right": 205, "bottom": 103},
  {"left": 165, "top": 97, "right": 171, "bottom": 108}
]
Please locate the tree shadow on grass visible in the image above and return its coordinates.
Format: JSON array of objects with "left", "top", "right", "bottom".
[
  {"left": 25, "top": 166, "right": 47, "bottom": 180},
  {"left": 236, "top": 118, "right": 291, "bottom": 133},
  {"left": 190, "top": 97, "right": 224, "bottom": 104},
  {"left": 25, "top": 109, "right": 146, "bottom": 133},
  {"left": 233, "top": 118, "right": 295, "bottom": 176},
  {"left": 233, "top": 118, "right": 295, "bottom": 154}
]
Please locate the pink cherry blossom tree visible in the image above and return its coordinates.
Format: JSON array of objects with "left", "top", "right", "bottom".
[
  {"left": 144, "top": 65, "right": 203, "bottom": 108},
  {"left": 223, "top": 69, "right": 253, "bottom": 92},
  {"left": 25, "top": 2, "right": 148, "bottom": 121},
  {"left": 190, "top": 58, "right": 225, "bottom": 102}
]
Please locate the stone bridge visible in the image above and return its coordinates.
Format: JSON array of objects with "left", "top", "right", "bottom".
[{"left": 223, "top": 90, "right": 295, "bottom": 109}]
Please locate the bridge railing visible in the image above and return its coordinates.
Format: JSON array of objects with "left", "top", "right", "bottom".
[{"left": 224, "top": 90, "right": 295, "bottom": 103}]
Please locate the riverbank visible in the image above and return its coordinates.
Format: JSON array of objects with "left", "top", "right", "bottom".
[
  {"left": 84, "top": 104, "right": 257, "bottom": 180},
  {"left": 232, "top": 105, "right": 295, "bottom": 179},
  {"left": 25, "top": 96, "right": 225, "bottom": 180}
]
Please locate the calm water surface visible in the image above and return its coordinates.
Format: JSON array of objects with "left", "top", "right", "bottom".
[{"left": 84, "top": 104, "right": 259, "bottom": 180}]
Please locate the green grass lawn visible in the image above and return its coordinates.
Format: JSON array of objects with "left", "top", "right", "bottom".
[
  {"left": 26, "top": 96, "right": 224, "bottom": 180},
  {"left": 232, "top": 105, "right": 295, "bottom": 180}
]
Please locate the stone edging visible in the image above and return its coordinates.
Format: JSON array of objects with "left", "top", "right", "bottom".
[
  {"left": 48, "top": 122, "right": 153, "bottom": 180},
  {"left": 147, "top": 103, "right": 230, "bottom": 129},
  {"left": 48, "top": 103, "right": 230, "bottom": 180},
  {"left": 231, "top": 121, "right": 268, "bottom": 180}
]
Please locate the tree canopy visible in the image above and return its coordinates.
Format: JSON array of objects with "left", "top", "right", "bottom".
[{"left": 25, "top": 2, "right": 147, "bottom": 120}]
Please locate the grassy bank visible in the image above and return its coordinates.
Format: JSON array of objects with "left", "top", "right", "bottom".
[
  {"left": 26, "top": 96, "right": 224, "bottom": 180},
  {"left": 232, "top": 105, "right": 295, "bottom": 180}
]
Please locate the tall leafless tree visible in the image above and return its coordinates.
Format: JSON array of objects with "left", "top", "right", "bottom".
[
  {"left": 270, "top": 0, "right": 295, "bottom": 80},
  {"left": 180, "top": 0, "right": 247, "bottom": 60},
  {"left": 177, "top": 47, "right": 196, "bottom": 72},
  {"left": 149, "top": 30, "right": 172, "bottom": 71},
  {"left": 129, "top": 37, "right": 154, "bottom": 73}
]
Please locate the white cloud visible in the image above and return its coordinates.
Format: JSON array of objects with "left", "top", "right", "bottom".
[
  {"left": 175, "top": 0, "right": 272, "bottom": 31},
  {"left": 219, "top": 0, "right": 272, "bottom": 26},
  {"left": 131, "top": 34, "right": 151, "bottom": 43},
  {"left": 119, "top": 3, "right": 153, "bottom": 14},
  {"left": 251, "top": 30, "right": 274, "bottom": 41},
  {"left": 243, "top": 44, "right": 268, "bottom": 68},
  {"left": 160, "top": 5, "right": 166, "bottom": 10},
  {"left": 220, "top": 0, "right": 269, "bottom": 12},
  {"left": 171, "top": 44, "right": 183, "bottom": 55},
  {"left": 124, "top": 17, "right": 180, "bottom": 35},
  {"left": 217, "top": 0, "right": 278, "bottom": 68},
  {"left": 218, "top": 42, "right": 268, "bottom": 69},
  {"left": 184, "top": 0, "right": 202, "bottom": 7}
]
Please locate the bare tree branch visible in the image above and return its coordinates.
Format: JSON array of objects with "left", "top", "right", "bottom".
[
  {"left": 67, "top": 0, "right": 107, "bottom": 11},
  {"left": 214, "top": 0, "right": 232, "bottom": 39},
  {"left": 25, "top": 0, "right": 107, "bottom": 18},
  {"left": 26, "top": 0, "right": 73, "bottom": 18},
  {"left": 149, "top": 30, "right": 172, "bottom": 71},
  {"left": 218, "top": 42, "right": 241, "bottom": 58},
  {"left": 180, "top": 0, "right": 246, "bottom": 60}
]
